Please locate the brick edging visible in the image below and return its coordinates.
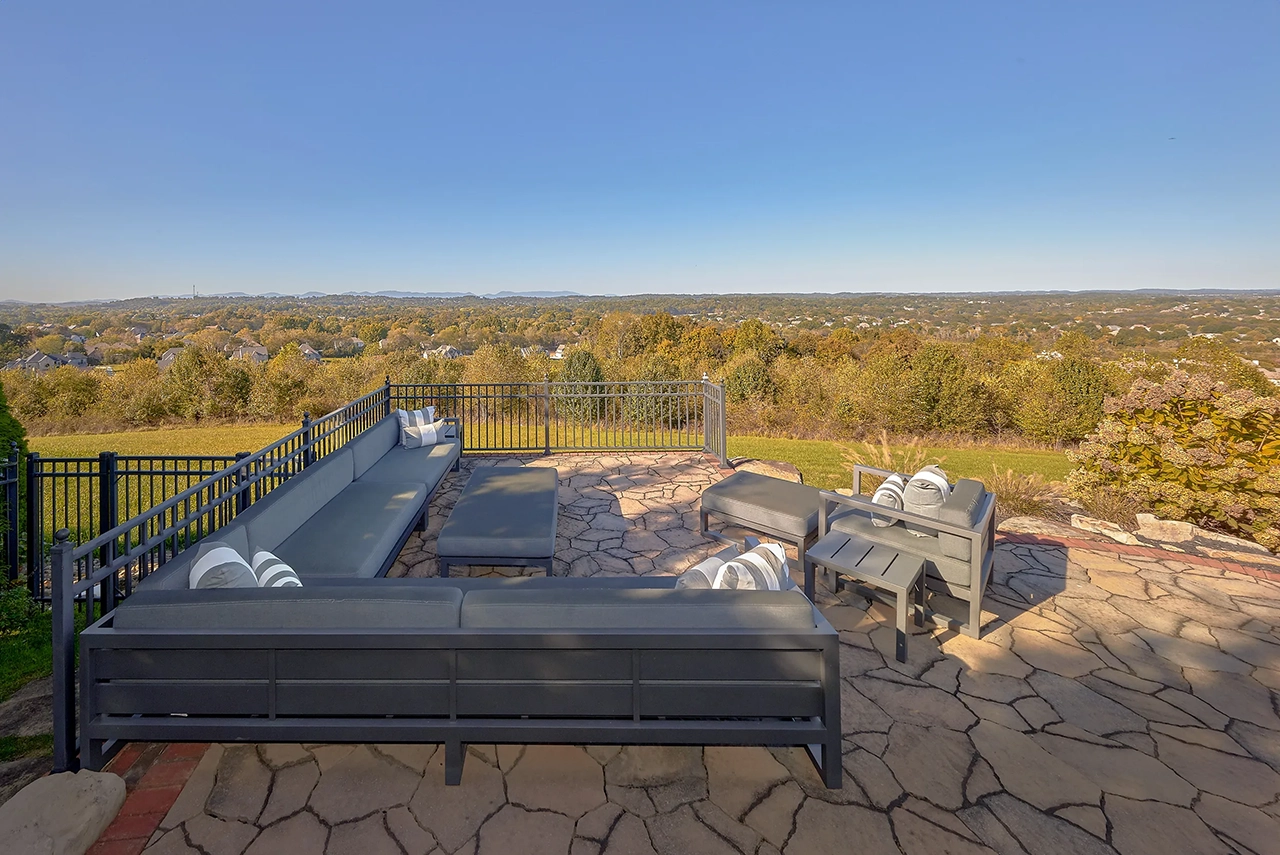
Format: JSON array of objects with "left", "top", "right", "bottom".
[
  {"left": 88, "top": 743, "right": 211, "bottom": 855},
  {"left": 996, "top": 532, "right": 1280, "bottom": 584}
]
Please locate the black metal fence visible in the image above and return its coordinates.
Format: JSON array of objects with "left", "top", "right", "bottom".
[
  {"left": 41, "top": 378, "right": 727, "bottom": 771},
  {"left": 1, "top": 443, "right": 19, "bottom": 583}
]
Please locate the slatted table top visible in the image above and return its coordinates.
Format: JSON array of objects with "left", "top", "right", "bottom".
[{"left": 807, "top": 532, "right": 924, "bottom": 594}]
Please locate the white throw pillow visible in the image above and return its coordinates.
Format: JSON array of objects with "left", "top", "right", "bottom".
[
  {"left": 903, "top": 466, "right": 952, "bottom": 536},
  {"left": 402, "top": 419, "right": 449, "bottom": 448},
  {"left": 870, "top": 473, "right": 908, "bottom": 528},
  {"left": 189, "top": 541, "right": 257, "bottom": 589},
  {"left": 676, "top": 543, "right": 796, "bottom": 592},
  {"left": 395, "top": 407, "right": 436, "bottom": 431},
  {"left": 252, "top": 550, "right": 303, "bottom": 588}
]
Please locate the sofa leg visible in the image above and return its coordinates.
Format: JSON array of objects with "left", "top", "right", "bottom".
[
  {"left": 805, "top": 741, "right": 843, "bottom": 788},
  {"left": 416, "top": 508, "right": 428, "bottom": 533},
  {"left": 445, "top": 740, "right": 466, "bottom": 786},
  {"left": 440, "top": 560, "right": 450, "bottom": 578},
  {"left": 964, "top": 593, "right": 983, "bottom": 639}
]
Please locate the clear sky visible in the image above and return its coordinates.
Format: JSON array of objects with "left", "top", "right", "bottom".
[{"left": 1, "top": 2, "right": 1277, "bottom": 301}]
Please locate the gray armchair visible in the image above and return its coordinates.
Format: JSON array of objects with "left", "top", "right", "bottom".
[{"left": 818, "top": 464, "right": 996, "bottom": 638}]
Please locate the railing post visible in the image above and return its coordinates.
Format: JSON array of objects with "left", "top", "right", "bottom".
[
  {"left": 384, "top": 375, "right": 393, "bottom": 417},
  {"left": 301, "top": 412, "right": 314, "bottom": 468},
  {"left": 718, "top": 378, "right": 728, "bottom": 466},
  {"left": 4, "top": 442, "right": 17, "bottom": 582},
  {"left": 25, "top": 451, "right": 40, "bottom": 600},
  {"left": 97, "top": 451, "right": 118, "bottom": 613},
  {"left": 701, "top": 374, "right": 711, "bottom": 456},
  {"left": 234, "top": 451, "right": 251, "bottom": 514},
  {"left": 543, "top": 374, "right": 551, "bottom": 455},
  {"left": 51, "top": 528, "right": 77, "bottom": 772}
]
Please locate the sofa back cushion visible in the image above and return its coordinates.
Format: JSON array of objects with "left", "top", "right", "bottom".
[
  {"left": 113, "top": 586, "right": 462, "bottom": 630},
  {"left": 938, "top": 479, "right": 990, "bottom": 561},
  {"left": 349, "top": 417, "right": 399, "bottom": 480},
  {"left": 460, "top": 587, "right": 815, "bottom": 630},
  {"left": 245, "top": 448, "right": 354, "bottom": 553}
]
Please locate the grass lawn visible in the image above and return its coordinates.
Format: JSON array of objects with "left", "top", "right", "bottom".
[
  {"left": 30, "top": 423, "right": 296, "bottom": 458},
  {"left": 0, "top": 626, "right": 52, "bottom": 702},
  {"left": 728, "top": 436, "right": 1072, "bottom": 490}
]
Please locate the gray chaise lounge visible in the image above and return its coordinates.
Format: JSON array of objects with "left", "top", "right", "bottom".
[
  {"left": 437, "top": 467, "right": 558, "bottom": 577},
  {"left": 79, "top": 554, "right": 842, "bottom": 787}
]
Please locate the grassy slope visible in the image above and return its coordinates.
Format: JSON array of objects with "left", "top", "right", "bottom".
[
  {"left": 29, "top": 424, "right": 296, "bottom": 458},
  {"left": 728, "top": 436, "right": 1071, "bottom": 489}
]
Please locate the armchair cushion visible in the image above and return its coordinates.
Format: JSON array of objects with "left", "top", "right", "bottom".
[
  {"left": 902, "top": 467, "right": 951, "bottom": 536},
  {"left": 938, "top": 479, "right": 990, "bottom": 561}
]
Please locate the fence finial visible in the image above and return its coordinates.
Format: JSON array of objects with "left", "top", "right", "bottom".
[
  {"left": 54, "top": 527, "right": 70, "bottom": 544},
  {"left": 702, "top": 372, "right": 709, "bottom": 382}
]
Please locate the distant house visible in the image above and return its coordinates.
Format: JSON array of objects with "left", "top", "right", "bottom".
[
  {"left": 126, "top": 325, "right": 149, "bottom": 342},
  {"left": 231, "top": 345, "right": 269, "bottom": 364},
  {"left": 298, "top": 343, "right": 322, "bottom": 362},
  {"left": 427, "top": 344, "right": 460, "bottom": 360},
  {"left": 549, "top": 345, "right": 568, "bottom": 360},
  {"left": 84, "top": 345, "right": 105, "bottom": 365},
  {"left": 157, "top": 347, "right": 184, "bottom": 371},
  {"left": 519, "top": 345, "right": 545, "bottom": 359},
  {"left": 68, "top": 334, "right": 87, "bottom": 345},
  {"left": 62, "top": 352, "right": 89, "bottom": 369},
  {"left": 5, "top": 350, "right": 64, "bottom": 372}
]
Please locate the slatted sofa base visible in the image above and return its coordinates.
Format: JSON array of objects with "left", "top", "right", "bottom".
[{"left": 79, "top": 627, "right": 842, "bottom": 788}]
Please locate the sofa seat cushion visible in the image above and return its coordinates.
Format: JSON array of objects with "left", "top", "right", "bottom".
[
  {"left": 701, "top": 471, "right": 821, "bottom": 538},
  {"left": 242, "top": 449, "right": 355, "bottom": 554},
  {"left": 461, "top": 588, "right": 816, "bottom": 630},
  {"left": 359, "top": 440, "right": 459, "bottom": 489},
  {"left": 274, "top": 480, "right": 427, "bottom": 578},
  {"left": 113, "top": 586, "right": 462, "bottom": 630},
  {"left": 828, "top": 505, "right": 974, "bottom": 589}
]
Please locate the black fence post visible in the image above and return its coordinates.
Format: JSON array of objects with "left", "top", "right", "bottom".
[
  {"left": 385, "top": 375, "right": 393, "bottom": 417},
  {"left": 50, "top": 528, "right": 77, "bottom": 772},
  {"left": 543, "top": 375, "right": 551, "bottom": 455},
  {"left": 25, "top": 451, "right": 40, "bottom": 599},
  {"left": 718, "top": 379, "right": 728, "bottom": 466},
  {"left": 301, "top": 412, "right": 314, "bottom": 469},
  {"left": 234, "top": 451, "right": 251, "bottom": 513},
  {"left": 4, "top": 442, "right": 17, "bottom": 582},
  {"left": 97, "top": 451, "right": 118, "bottom": 613}
]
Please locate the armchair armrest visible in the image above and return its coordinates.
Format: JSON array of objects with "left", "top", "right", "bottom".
[
  {"left": 441, "top": 416, "right": 463, "bottom": 444},
  {"left": 852, "top": 464, "right": 898, "bottom": 495}
]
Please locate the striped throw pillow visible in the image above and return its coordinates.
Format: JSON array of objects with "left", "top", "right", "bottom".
[
  {"left": 189, "top": 541, "right": 257, "bottom": 589},
  {"left": 395, "top": 407, "right": 436, "bottom": 431},
  {"left": 401, "top": 419, "right": 449, "bottom": 448},
  {"left": 903, "top": 466, "right": 952, "bottom": 536},
  {"left": 252, "top": 550, "right": 303, "bottom": 588},
  {"left": 870, "top": 473, "right": 908, "bottom": 528},
  {"left": 676, "top": 543, "right": 796, "bottom": 592}
]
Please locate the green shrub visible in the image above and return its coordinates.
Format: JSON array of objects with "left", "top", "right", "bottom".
[
  {"left": 724, "top": 354, "right": 777, "bottom": 403},
  {"left": 1015, "top": 357, "right": 1113, "bottom": 443},
  {"left": 555, "top": 350, "right": 606, "bottom": 422},
  {"left": 1068, "top": 371, "right": 1280, "bottom": 550}
]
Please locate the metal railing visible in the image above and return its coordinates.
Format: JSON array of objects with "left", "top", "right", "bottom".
[
  {"left": 45, "top": 377, "right": 727, "bottom": 771},
  {"left": 1, "top": 443, "right": 19, "bottom": 582}
]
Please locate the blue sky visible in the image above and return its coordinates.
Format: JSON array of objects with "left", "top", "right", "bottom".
[{"left": 1, "top": 2, "right": 1277, "bottom": 300}]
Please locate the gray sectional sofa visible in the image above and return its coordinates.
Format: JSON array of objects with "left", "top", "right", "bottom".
[
  {"left": 80, "top": 568, "right": 842, "bottom": 787},
  {"left": 138, "top": 414, "right": 460, "bottom": 587}
]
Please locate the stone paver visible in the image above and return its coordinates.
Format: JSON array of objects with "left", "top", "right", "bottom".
[{"left": 137, "top": 453, "right": 1280, "bottom": 855}]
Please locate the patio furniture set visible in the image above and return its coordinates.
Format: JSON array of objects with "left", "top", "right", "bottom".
[{"left": 75, "top": 413, "right": 994, "bottom": 790}]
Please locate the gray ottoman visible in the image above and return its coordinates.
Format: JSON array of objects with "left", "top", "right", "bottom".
[
  {"left": 698, "top": 470, "right": 822, "bottom": 599},
  {"left": 438, "top": 467, "right": 559, "bottom": 577}
]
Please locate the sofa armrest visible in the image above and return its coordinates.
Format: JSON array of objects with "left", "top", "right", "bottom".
[{"left": 440, "top": 416, "right": 462, "bottom": 443}]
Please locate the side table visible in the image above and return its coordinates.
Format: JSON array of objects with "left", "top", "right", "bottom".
[{"left": 808, "top": 532, "right": 925, "bottom": 662}]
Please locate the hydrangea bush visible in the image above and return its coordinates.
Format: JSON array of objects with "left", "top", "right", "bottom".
[{"left": 1068, "top": 371, "right": 1280, "bottom": 550}]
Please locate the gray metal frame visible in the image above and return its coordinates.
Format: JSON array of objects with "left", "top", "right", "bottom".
[
  {"left": 78, "top": 603, "right": 843, "bottom": 788},
  {"left": 818, "top": 464, "right": 997, "bottom": 638}
]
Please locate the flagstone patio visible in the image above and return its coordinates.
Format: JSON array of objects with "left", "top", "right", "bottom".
[{"left": 122, "top": 454, "right": 1280, "bottom": 855}]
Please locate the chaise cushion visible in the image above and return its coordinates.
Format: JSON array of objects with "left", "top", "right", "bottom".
[
  {"left": 113, "top": 586, "right": 462, "bottom": 630},
  {"left": 274, "top": 480, "right": 427, "bottom": 578},
  {"left": 349, "top": 417, "right": 399, "bottom": 480},
  {"left": 460, "top": 588, "right": 816, "bottom": 630},
  {"left": 359, "top": 440, "right": 459, "bottom": 489},
  {"left": 828, "top": 503, "right": 974, "bottom": 588},
  {"left": 243, "top": 449, "right": 355, "bottom": 554},
  {"left": 938, "top": 479, "right": 989, "bottom": 561},
  {"left": 700, "top": 471, "right": 820, "bottom": 538}
]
